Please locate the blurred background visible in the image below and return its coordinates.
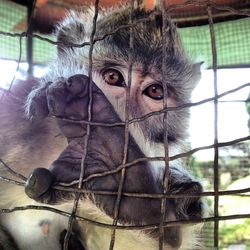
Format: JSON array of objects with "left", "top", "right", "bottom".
[{"left": 0, "top": 0, "right": 249, "bottom": 249}]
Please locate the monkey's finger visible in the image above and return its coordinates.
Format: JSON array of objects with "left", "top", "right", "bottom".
[
  {"left": 64, "top": 75, "right": 116, "bottom": 123},
  {"left": 64, "top": 74, "right": 91, "bottom": 119},
  {"left": 26, "top": 86, "right": 50, "bottom": 119},
  {"left": 25, "top": 168, "right": 54, "bottom": 200},
  {"left": 47, "top": 75, "right": 91, "bottom": 119},
  {"left": 66, "top": 74, "right": 88, "bottom": 96},
  {"left": 46, "top": 75, "right": 89, "bottom": 117},
  {"left": 46, "top": 79, "right": 68, "bottom": 116}
]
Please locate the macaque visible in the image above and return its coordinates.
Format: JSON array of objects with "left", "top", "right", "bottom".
[{"left": 0, "top": 5, "right": 205, "bottom": 250}]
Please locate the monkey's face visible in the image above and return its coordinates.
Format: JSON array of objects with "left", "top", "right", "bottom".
[
  {"left": 52, "top": 7, "right": 201, "bottom": 147},
  {"left": 93, "top": 66, "right": 169, "bottom": 115},
  {"left": 91, "top": 64, "right": 179, "bottom": 147}
]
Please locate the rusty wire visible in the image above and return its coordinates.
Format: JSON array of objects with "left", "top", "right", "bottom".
[{"left": 0, "top": 0, "right": 250, "bottom": 250}]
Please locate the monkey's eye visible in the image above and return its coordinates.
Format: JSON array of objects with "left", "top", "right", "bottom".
[
  {"left": 143, "top": 84, "right": 163, "bottom": 100},
  {"left": 102, "top": 69, "right": 125, "bottom": 87}
]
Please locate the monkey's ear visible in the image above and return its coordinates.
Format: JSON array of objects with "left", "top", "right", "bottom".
[{"left": 56, "top": 12, "right": 86, "bottom": 55}]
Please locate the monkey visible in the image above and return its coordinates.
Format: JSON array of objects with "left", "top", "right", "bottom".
[{"left": 0, "top": 5, "right": 206, "bottom": 250}]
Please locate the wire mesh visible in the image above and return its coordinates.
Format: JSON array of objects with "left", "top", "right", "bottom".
[{"left": 0, "top": 0, "right": 250, "bottom": 250}]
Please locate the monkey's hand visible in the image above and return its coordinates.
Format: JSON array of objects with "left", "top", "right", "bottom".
[
  {"left": 26, "top": 75, "right": 118, "bottom": 124},
  {"left": 25, "top": 74, "right": 122, "bottom": 203},
  {"left": 25, "top": 75, "right": 163, "bottom": 225}
]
